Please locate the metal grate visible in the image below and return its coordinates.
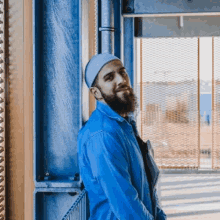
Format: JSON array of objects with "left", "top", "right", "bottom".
[
  {"left": 62, "top": 189, "right": 87, "bottom": 220},
  {"left": 138, "top": 38, "right": 199, "bottom": 169},
  {"left": 213, "top": 37, "right": 220, "bottom": 169}
]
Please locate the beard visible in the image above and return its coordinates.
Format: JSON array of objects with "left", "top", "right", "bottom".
[{"left": 98, "top": 85, "right": 137, "bottom": 116}]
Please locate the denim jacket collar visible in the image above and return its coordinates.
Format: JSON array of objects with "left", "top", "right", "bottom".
[
  {"left": 96, "top": 101, "right": 125, "bottom": 122},
  {"left": 96, "top": 100, "right": 136, "bottom": 123}
]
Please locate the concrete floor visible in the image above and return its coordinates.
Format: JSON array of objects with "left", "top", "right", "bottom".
[{"left": 158, "top": 172, "right": 220, "bottom": 220}]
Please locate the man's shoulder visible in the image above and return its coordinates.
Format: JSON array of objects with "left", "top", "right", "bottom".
[{"left": 78, "top": 109, "right": 120, "bottom": 144}]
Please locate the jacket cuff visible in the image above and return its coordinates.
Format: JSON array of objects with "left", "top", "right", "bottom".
[{"left": 156, "top": 207, "right": 167, "bottom": 220}]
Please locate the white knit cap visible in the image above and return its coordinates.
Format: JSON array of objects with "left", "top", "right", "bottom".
[{"left": 85, "top": 53, "right": 120, "bottom": 88}]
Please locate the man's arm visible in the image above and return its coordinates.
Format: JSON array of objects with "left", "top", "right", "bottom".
[{"left": 86, "top": 131, "right": 154, "bottom": 220}]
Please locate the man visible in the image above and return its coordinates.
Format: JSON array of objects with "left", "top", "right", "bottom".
[{"left": 77, "top": 53, "right": 167, "bottom": 220}]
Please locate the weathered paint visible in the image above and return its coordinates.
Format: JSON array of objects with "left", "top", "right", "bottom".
[
  {"left": 34, "top": 0, "right": 81, "bottom": 185},
  {"left": 33, "top": 0, "right": 82, "bottom": 219}
]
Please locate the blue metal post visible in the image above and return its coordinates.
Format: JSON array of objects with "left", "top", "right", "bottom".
[
  {"left": 113, "top": 0, "right": 121, "bottom": 58},
  {"left": 100, "top": 0, "right": 115, "bottom": 54},
  {"left": 34, "top": 0, "right": 81, "bottom": 184},
  {"left": 123, "top": 17, "right": 134, "bottom": 87},
  {"left": 33, "top": 0, "right": 82, "bottom": 219}
]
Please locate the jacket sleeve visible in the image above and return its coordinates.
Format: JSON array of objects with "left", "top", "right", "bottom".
[
  {"left": 86, "top": 131, "right": 154, "bottom": 220},
  {"left": 154, "top": 189, "right": 167, "bottom": 220}
]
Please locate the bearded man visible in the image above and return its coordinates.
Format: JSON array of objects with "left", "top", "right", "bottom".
[{"left": 77, "top": 53, "right": 167, "bottom": 220}]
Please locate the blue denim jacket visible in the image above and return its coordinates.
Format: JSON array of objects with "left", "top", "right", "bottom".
[{"left": 77, "top": 101, "right": 167, "bottom": 220}]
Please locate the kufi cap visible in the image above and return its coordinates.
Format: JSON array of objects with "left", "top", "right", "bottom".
[{"left": 85, "top": 53, "right": 120, "bottom": 88}]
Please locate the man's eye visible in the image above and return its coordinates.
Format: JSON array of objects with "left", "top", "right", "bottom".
[
  {"left": 120, "top": 71, "right": 127, "bottom": 76},
  {"left": 107, "top": 75, "right": 114, "bottom": 81}
]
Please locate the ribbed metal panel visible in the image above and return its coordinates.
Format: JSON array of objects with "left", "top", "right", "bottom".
[
  {"left": 62, "top": 189, "right": 87, "bottom": 220},
  {"left": 0, "top": 0, "right": 5, "bottom": 218},
  {"left": 213, "top": 37, "right": 220, "bottom": 169},
  {"left": 139, "top": 38, "right": 199, "bottom": 169},
  {"left": 89, "top": 0, "right": 98, "bottom": 57},
  {"left": 88, "top": 0, "right": 98, "bottom": 115}
]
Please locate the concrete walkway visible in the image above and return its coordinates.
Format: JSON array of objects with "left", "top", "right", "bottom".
[{"left": 158, "top": 172, "right": 220, "bottom": 220}]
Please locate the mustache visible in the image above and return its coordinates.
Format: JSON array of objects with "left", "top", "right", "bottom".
[{"left": 115, "top": 85, "right": 130, "bottom": 92}]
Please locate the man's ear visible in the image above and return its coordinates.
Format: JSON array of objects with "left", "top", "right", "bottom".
[{"left": 90, "top": 87, "right": 103, "bottom": 100}]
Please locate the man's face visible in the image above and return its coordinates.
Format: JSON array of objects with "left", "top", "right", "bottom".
[{"left": 94, "top": 59, "right": 137, "bottom": 116}]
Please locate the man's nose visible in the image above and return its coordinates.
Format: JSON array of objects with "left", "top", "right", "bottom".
[{"left": 115, "top": 72, "right": 126, "bottom": 85}]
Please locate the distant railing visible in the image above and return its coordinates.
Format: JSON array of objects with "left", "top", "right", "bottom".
[{"left": 62, "top": 189, "right": 87, "bottom": 220}]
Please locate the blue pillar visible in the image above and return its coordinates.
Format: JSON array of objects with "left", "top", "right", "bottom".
[
  {"left": 100, "top": 0, "right": 115, "bottom": 54},
  {"left": 33, "top": 0, "right": 82, "bottom": 219},
  {"left": 124, "top": 17, "right": 134, "bottom": 87}
]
